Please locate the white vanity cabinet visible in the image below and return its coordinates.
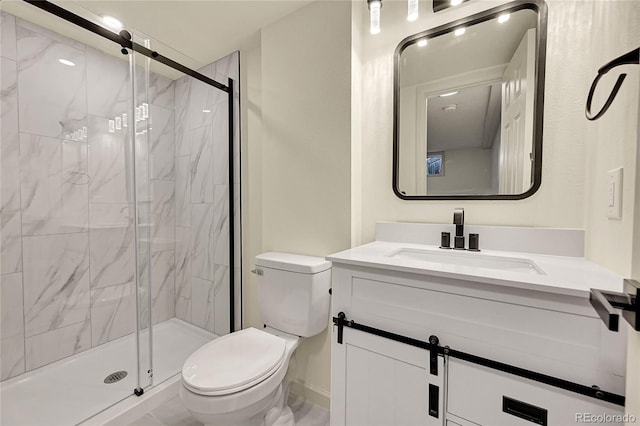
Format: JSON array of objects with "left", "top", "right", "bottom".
[{"left": 329, "top": 263, "right": 626, "bottom": 426}]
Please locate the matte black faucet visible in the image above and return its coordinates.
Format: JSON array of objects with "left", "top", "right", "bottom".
[{"left": 453, "top": 208, "right": 465, "bottom": 249}]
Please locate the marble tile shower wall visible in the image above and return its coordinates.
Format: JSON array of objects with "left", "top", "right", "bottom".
[
  {"left": 0, "top": 13, "right": 177, "bottom": 380},
  {"left": 173, "top": 52, "right": 240, "bottom": 337}
]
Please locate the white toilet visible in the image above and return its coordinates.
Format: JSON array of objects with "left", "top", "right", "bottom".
[{"left": 179, "top": 252, "right": 332, "bottom": 426}]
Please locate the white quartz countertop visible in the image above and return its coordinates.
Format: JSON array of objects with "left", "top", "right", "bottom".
[{"left": 327, "top": 241, "right": 624, "bottom": 298}]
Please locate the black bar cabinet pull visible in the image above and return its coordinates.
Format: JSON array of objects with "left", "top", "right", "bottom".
[
  {"left": 590, "top": 279, "right": 639, "bottom": 332},
  {"left": 502, "top": 396, "right": 548, "bottom": 425},
  {"left": 590, "top": 289, "right": 621, "bottom": 331},
  {"left": 428, "top": 384, "right": 439, "bottom": 418}
]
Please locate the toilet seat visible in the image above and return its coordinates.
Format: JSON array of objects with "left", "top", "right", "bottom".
[{"left": 182, "top": 327, "right": 287, "bottom": 396}]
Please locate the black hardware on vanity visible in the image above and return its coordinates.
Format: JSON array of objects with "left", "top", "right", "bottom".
[
  {"left": 503, "top": 396, "right": 548, "bottom": 425},
  {"left": 440, "top": 232, "right": 451, "bottom": 249},
  {"left": 441, "top": 208, "right": 481, "bottom": 251},
  {"left": 453, "top": 208, "right": 465, "bottom": 250},
  {"left": 429, "top": 335, "right": 439, "bottom": 376},
  {"left": 332, "top": 312, "right": 625, "bottom": 407},
  {"left": 590, "top": 279, "right": 639, "bottom": 332},
  {"left": 428, "top": 384, "right": 440, "bottom": 418},
  {"left": 468, "top": 233, "right": 480, "bottom": 251}
]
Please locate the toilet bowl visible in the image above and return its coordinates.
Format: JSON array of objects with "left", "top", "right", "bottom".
[
  {"left": 180, "top": 327, "right": 300, "bottom": 426},
  {"left": 179, "top": 252, "right": 332, "bottom": 426}
]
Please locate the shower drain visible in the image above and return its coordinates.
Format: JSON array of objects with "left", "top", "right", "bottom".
[{"left": 104, "top": 371, "right": 128, "bottom": 384}]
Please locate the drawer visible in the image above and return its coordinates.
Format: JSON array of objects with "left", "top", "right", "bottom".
[{"left": 446, "top": 358, "right": 624, "bottom": 426}]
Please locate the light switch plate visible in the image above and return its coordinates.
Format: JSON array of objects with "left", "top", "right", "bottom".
[{"left": 607, "top": 167, "right": 623, "bottom": 219}]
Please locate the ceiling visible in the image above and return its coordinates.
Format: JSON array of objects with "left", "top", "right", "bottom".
[
  {"left": 427, "top": 82, "right": 501, "bottom": 152},
  {"left": 1, "top": 0, "right": 313, "bottom": 78},
  {"left": 400, "top": 8, "right": 537, "bottom": 88}
]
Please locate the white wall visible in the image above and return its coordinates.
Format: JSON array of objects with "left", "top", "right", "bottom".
[
  {"left": 428, "top": 148, "right": 493, "bottom": 195},
  {"left": 240, "top": 42, "right": 263, "bottom": 333},
  {"left": 241, "top": 0, "right": 352, "bottom": 408},
  {"left": 351, "top": 0, "right": 364, "bottom": 248}
]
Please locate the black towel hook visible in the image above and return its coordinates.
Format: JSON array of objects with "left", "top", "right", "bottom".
[{"left": 585, "top": 47, "right": 639, "bottom": 121}]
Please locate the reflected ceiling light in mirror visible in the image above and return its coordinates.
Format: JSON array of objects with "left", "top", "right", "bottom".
[
  {"left": 433, "top": 0, "right": 468, "bottom": 13},
  {"left": 498, "top": 13, "right": 511, "bottom": 23},
  {"left": 202, "top": 109, "right": 211, "bottom": 113},
  {"left": 454, "top": 27, "right": 466, "bottom": 36},
  {"left": 417, "top": 39, "right": 428, "bottom": 47},
  {"left": 439, "top": 91, "right": 459, "bottom": 97},
  {"left": 367, "top": 0, "right": 382, "bottom": 34},
  {"left": 101, "top": 15, "right": 123, "bottom": 31},
  {"left": 443, "top": 104, "right": 458, "bottom": 111},
  {"left": 407, "top": 0, "right": 418, "bottom": 21},
  {"left": 58, "top": 58, "right": 75, "bottom": 66}
]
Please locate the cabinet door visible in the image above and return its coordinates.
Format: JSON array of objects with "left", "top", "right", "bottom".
[{"left": 332, "top": 327, "right": 444, "bottom": 426}]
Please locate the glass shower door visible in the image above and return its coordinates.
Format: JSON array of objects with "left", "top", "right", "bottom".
[
  {"left": 130, "top": 35, "right": 154, "bottom": 392},
  {"left": 127, "top": 27, "right": 239, "bottom": 391}
]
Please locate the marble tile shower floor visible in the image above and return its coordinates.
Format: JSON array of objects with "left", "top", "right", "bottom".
[{"left": 0, "top": 319, "right": 215, "bottom": 426}]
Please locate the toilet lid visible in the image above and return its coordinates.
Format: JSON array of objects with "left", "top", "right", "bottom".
[{"left": 182, "top": 327, "right": 287, "bottom": 395}]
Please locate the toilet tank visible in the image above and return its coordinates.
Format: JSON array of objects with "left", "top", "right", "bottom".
[{"left": 255, "top": 252, "right": 331, "bottom": 337}]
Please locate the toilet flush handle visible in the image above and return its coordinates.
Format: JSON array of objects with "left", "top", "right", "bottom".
[{"left": 251, "top": 268, "right": 264, "bottom": 276}]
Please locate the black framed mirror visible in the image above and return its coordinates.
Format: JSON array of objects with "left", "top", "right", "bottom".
[{"left": 393, "top": 1, "right": 547, "bottom": 200}]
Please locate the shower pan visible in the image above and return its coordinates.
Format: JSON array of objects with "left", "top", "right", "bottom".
[{"left": 0, "top": 2, "right": 241, "bottom": 424}]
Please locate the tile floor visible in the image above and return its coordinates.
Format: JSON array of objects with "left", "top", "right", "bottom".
[{"left": 129, "top": 393, "right": 330, "bottom": 426}]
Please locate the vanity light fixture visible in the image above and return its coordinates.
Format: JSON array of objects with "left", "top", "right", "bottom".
[
  {"left": 202, "top": 109, "right": 211, "bottom": 113},
  {"left": 101, "top": 15, "right": 123, "bottom": 31},
  {"left": 439, "top": 91, "right": 458, "bottom": 97},
  {"left": 407, "top": 0, "right": 418, "bottom": 22},
  {"left": 497, "top": 13, "right": 511, "bottom": 23},
  {"left": 454, "top": 27, "right": 466, "bottom": 36},
  {"left": 58, "top": 58, "right": 75, "bottom": 66},
  {"left": 417, "top": 39, "right": 428, "bottom": 47},
  {"left": 367, "top": 0, "right": 382, "bottom": 35}
]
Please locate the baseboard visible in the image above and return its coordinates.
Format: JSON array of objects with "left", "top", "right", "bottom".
[{"left": 288, "top": 379, "right": 331, "bottom": 410}]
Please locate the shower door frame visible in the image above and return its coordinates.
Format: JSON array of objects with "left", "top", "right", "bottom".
[{"left": 21, "top": 0, "right": 239, "bottom": 397}]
